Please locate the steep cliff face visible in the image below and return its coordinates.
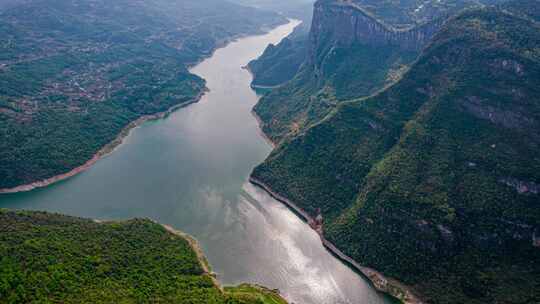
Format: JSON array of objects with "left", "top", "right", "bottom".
[
  {"left": 246, "top": 1, "right": 313, "bottom": 88},
  {"left": 309, "top": 0, "right": 443, "bottom": 60},
  {"left": 253, "top": 5, "right": 540, "bottom": 304},
  {"left": 307, "top": 0, "right": 446, "bottom": 92},
  {"left": 253, "top": 0, "right": 436, "bottom": 143},
  {"left": 252, "top": 0, "right": 510, "bottom": 144},
  {"left": 248, "top": 19, "right": 310, "bottom": 88}
]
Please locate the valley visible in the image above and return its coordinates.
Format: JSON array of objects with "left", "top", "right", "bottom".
[
  {"left": 0, "top": 17, "right": 395, "bottom": 304},
  {"left": 1, "top": 0, "right": 539, "bottom": 303},
  {"left": 0, "top": 0, "right": 286, "bottom": 191}
]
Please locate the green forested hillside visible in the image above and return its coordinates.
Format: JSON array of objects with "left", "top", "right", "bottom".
[
  {"left": 251, "top": 0, "right": 516, "bottom": 145},
  {"left": 251, "top": 0, "right": 450, "bottom": 143},
  {"left": 246, "top": 0, "right": 313, "bottom": 89},
  {"left": 253, "top": 6, "right": 540, "bottom": 304},
  {"left": 339, "top": 0, "right": 507, "bottom": 28},
  {"left": 0, "top": 0, "right": 285, "bottom": 190},
  {"left": 0, "top": 209, "right": 288, "bottom": 304},
  {"left": 252, "top": 41, "right": 418, "bottom": 143},
  {"left": 248, "top": 22, "right": 310, "bottom": 88}
]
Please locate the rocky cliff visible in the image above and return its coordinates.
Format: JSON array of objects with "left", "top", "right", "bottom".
[
  {"left": 307, "top": 0, "right": 448, "bottom": 94},
  {"left": 252, "top": 3, "right": 540, "bottom": 303},
  {"left": 309, "top": 0, "right": 444, "bottom": 60},
  {"left": 253, "top": 0, "right": 436, "bottom": 143}
]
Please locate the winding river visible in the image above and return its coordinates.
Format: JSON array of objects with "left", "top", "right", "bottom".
[{"left": 0, "top": 21, "right": 394, "bottom": 304}]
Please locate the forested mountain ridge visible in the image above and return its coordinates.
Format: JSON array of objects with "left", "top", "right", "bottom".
[
  {"left": 324, "top": 0, "right": 508, "bottom": 29},
  {"left": 0, "top": 209, "right": 288, "bottom": 303},
  {"left": 0, "top": 0, "right": 285, "bottom": 191},
  {"left": 248, "top": 23, "right": 310, "bottom": 88},
  {"left": 251, "top": 1, "right": 540, "bottom": 303},
  {"left": 251, "top": 0, "right": 458, "bottom": 143},
  {"left": 248, "top": 0, "right": 511, "bottom": 91},
  {"left": 251, "top": 0, "right": 513, "bottom": 144},
  {"left": 245, "top": 0, "right": 313, "bottom": 89}
]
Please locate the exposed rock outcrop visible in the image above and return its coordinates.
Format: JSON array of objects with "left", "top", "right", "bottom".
[{"left": 309, "top": 0, "right": 445, "bottom": 67}]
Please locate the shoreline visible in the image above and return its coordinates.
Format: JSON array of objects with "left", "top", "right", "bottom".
[
  {"left": 160, "top": 222, "right": 287, "bottom": 302},
  {"left": 251, "top": 83, "right": 284, "bottom": 89},
  {"left": 248, "top": 177, "right": 423, "bottom": 304},
  {"left": 242, "top": 65, "right": 287, "bottom": 90},
  {"left": 0, "top": 19, "right": 292, "bottom": 195},
  {"left": 246, "top": 19, "right": 422, "bottom": 302},
  {"left": 242, "top": 18, "right": 302, "bottom": 91},
  {"left": 0, "top": 93, "right": 204, "bottom": 194},
  {"left": 160, "top": 223, "right": 222, "bottom": 290},
  {"left": 250, "top": 109, "right": 277, "bottom": 149}
]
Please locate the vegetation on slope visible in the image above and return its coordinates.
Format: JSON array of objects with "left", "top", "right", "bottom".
[
  {"left": 251, "top": 0, "right": 515, "bottom": 144},
  {"left": 0, "top": 0, "right": 285, "bottom": 190},
  {"left": 322, "top": 0, "right": 508, "bottom": 29},
  {"left": 248, "top": 22, "right": 310, "bottom": 88},
  {"left": 0, "top": 209, "right": 288, "bottom": 304},
  {"left": 252, "top": 0, "right": 455, "bottom": 144},
  {"left": 253, "top": 40, "right": 417, "bottom": 142},
  {"left": 246, "top": 0, "right": 313, "bottom": 89},
  {"left": 253, "top": 6, "right": 540, "bottom": 304}
]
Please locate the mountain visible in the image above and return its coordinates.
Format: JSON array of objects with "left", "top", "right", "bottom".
[
  {"left": 253, "top": 0, "right": 488, "bottom": 90},
  {"left": 0, "top": 209, "right": 288, "bottom": 303},
  {"left": 251, "top": 1, "right": 540, "bottom": 303},
  {"left": 336, "top": 0, "right": 507, "bottom": 29},
  {"left": 0, "top": 0, "right": 285, "bottom": 191},
  {"left": 246, "top": 0, "right": 313, "bottom": 89},
  {"left": 248, "top": 22, "right": 310, "bottom": 88},
  {"left": 251, "top": 0, "right": 452, "bottom": 143},
  {"left": 251, "top": 0, "right": 513, "bottom": 143}
]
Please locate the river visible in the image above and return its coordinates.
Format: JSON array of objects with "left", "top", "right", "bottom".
[{"left": 0, "top": 21, "right": 394, "bottom": 304}]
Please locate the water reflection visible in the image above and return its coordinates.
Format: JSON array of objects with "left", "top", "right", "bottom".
[{"left": 0, "top": 21, "right": 392, "bottom": 304}]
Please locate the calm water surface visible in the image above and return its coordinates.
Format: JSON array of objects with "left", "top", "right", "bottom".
[{"left": 0, "top": 21, "right": 393, "bottom": 304}]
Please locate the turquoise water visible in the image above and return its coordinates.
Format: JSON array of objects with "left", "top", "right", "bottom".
[{"left": 0, "top": 21, "right": 393, "bottom": 304}]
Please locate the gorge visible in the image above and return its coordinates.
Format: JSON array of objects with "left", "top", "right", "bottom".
[
  {"left": 0, "top": 20, "right": 396, "bottom": 304},
  {"left": 2, "top": 0, "right": 540, "bottom": 303}
]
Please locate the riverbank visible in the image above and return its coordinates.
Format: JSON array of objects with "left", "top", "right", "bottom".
[
  {"left": 0, "top": 19, "right": 394, "bottom": 304},
  {"left": 161, "top": 223, "right": 220, "bottom": 288},
  {"left": 159, "top": 222, "right": 289, "bottom": 303},
  {"left": 249, "top": 177, "right": 423, "bottom": 304},
  {"left": 0, "top": 92, "right": 204, "bottom": 194},
  {"left": 243, "top": 65, "right": 286, "bottom": 90},
  {"left": 250, "top": 109, "right": 277, "bottom": 149},
  {"left": 0, "top": 19, "right": 294, "bottom": 195},
  {"left": 0, "top": 17, "right": 291, "bottom": 195},
  {"left": 0, "top": 209, "right": 289, "bottom": 303}
]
